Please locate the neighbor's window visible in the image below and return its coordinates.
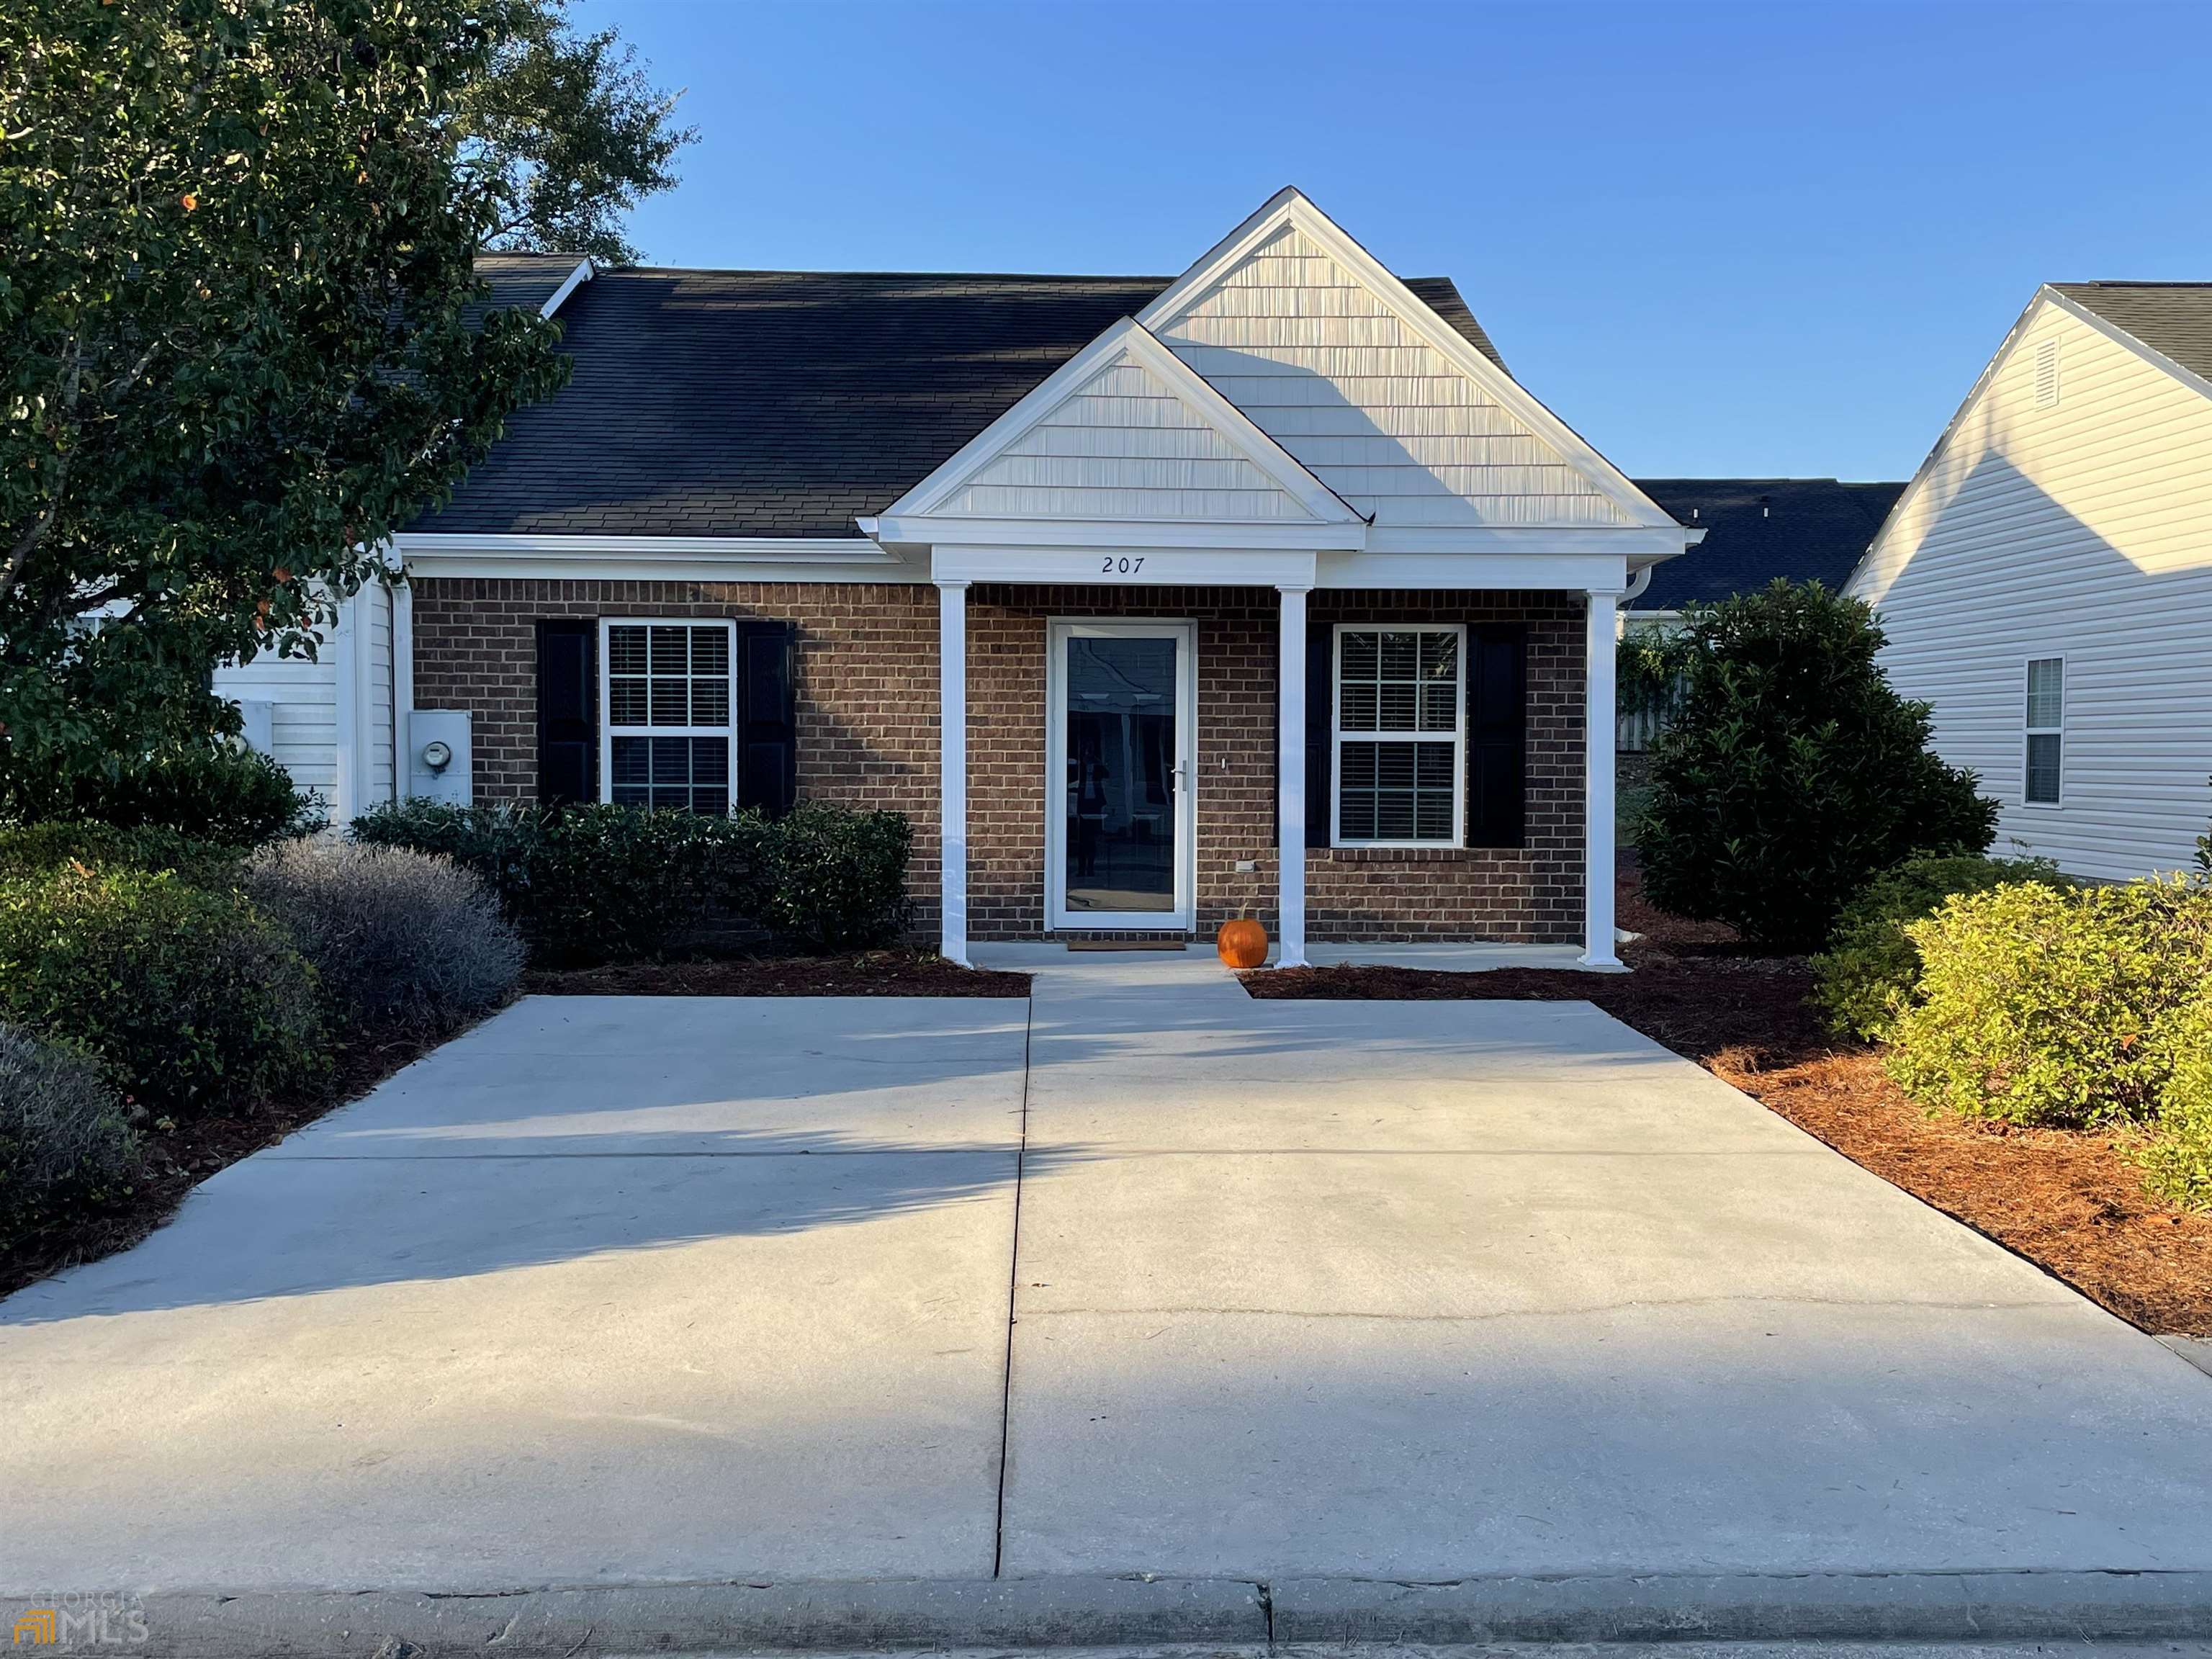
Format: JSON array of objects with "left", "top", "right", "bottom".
[
  {"left": 1334, "top": 624, "right": 1464, "bottom": 846},
  {"left": 602, "top": 620, "right": 734, "bottom": 814},
  {"left": 2025, "top": 656, "right": 2063, "bottom": 805}
]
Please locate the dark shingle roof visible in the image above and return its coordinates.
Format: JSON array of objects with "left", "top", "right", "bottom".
[
  {"left": 471, "top": 252, "right": 588, "bottom": 325},
  {"left": 1628, "top": 478, "right": 1907, "bottom": 611},
  {"left": 414, "top": 267, "right": 1506, "bottom": 538},
  {"left": 2050, "top": 282, "right": 2212, "bottom": 382}
]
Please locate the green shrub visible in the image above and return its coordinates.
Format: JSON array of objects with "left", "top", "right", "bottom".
[
  {"left": 351, "top": 799, "right": 759, "bottom": 965},
  {"left": 0, "top": 1022, "right": 143, "bottom": 1249},
  {"left": 0, "top": 866, "right": 324, "bottom": 1116},
  {"left": 0, "top": 820, "right": 250, "bottom": 886},
  {"left": 14, "top": 743, "right": 316, "bottom": 845},
  {"left": 1638, "top": 580, "right": 1997, "bottom": 950},
  {"left": 1886, "top": 879, "right": 2212, "bottom": 1129},
  {"left": 2134, "top": 989, "right": 2212, "bottom": 1213},
  {"left": 753, "top": 803, "right": 912, "bottom": 950},
  {"left": 1812, "top": 853, "right": 2069, "bottom": 1040},
  {"left": 246, "top": 840, "right": 525, "bottom": 1038}
]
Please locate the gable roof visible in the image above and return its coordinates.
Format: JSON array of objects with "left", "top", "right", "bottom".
[
  {"left": 1628, "top": 478, "right": 1905, "bottom": 610},
  {"left": 2049, "top": 282, "right": 2212, "bottom": 382},
  {"left": 412, "top": 267, "right": 1503, "bottom": 539},
  {"left": 1136, "top": 187, "right": 1676, "bottom": 534},
  {"left": 882, "top": 318, "right": 1362, "bottom": 528}
]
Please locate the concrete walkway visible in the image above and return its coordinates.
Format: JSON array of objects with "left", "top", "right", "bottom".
[{"left": 5, "top": 950, "right": 2212, "bottom": 1647}]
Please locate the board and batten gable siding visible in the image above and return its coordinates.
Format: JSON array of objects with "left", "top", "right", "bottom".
[
  {"left": 930, "top": 356, "right": 1320, "bottom": 521},
  {"left": 1150, "top": 224, "right": 1635, "bottom": 529},
  {"left": 1848, "top": 295, "right": 2212, "bottom": 880}
]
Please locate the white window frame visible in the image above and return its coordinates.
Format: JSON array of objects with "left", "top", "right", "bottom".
[
  {"left": 598, "top": 617, "right": 739, "bottom": 813},
  {"left": 2023, "top": 655, "right": 2064, "bottom": 808},
  {"left": 1330, "top": 622, "right": 1467, "bottom": 850}
]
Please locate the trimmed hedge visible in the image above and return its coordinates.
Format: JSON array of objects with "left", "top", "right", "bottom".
[
  {"left": 17, "top": 744, "right": 315, "bottom": 845},
  {"left": 246, "top": 840, "right": 525, "bottom": 1039},
  {"left": 351, "top": 799, "right": 757, "bottom": 965},
  {"left": 0, "top": 866, "right": 324, "bottom": 1117},
  {"left": 1812, "top": 853, "right": 2069, "bottom": 1041},
  {"left": 0, "top": 820, "right": 251, "bottom": 886},
  {"left": 351, "top": 798, "right": 914, "bottom": 963},
  {"left": 1885, "top": 879, "right": 2212, "bottom": 1129},
  {"left": 753, "top": 802, "right": 912, "bottom": 951},
  {"left": 1, "top": 1022, "right": 142, "bottom": 1250}
]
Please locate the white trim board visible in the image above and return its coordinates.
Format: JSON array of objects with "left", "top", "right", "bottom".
[{"left": 395, "top": 534, "right": 927, "bottom": 585}]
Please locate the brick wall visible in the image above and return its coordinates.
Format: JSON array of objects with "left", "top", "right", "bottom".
[
  {"left": 408, "top": 578, "right": 1585, "bottom": 946},
  {"left": 410, "top": 578, "right": 944, "bottom": 932},
  {"left": 966, "top": 585, "right": 1584, "bottom": 943}
]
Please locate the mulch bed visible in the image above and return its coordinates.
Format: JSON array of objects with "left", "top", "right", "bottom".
[
  {"left": 1245, "top": 871, "right": 2212, "bottom": 1336},
  {"left": 0, "top": 1022, "right": 465, "bottom": 1303},
  {"left": 525, "top": 951, "right": 1030, "bottom": 998}
]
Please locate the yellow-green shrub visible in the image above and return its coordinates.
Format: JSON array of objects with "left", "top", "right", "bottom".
[
  {"left": 1885, "top": 879, "right": 2212, "bottom": 1128},
  {"left": 1812, "top": 853, "right": 2067, "bottom": 1041},
  {"left": 2136, "top": 989, "right": 2212, "bottom": 1213}
]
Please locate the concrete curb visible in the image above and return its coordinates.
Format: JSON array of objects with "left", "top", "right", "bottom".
[{"left": 104, "top": 1570, "right": 2212, "bottom": 1656}]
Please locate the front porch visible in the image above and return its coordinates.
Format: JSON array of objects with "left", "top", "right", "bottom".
[{"left": 930, "top": 575, "right": 1626, "bottom": 967}]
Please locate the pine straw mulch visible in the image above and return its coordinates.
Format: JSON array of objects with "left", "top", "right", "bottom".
[
  {"left": 0, "top": 1020, "right": 468, "bottom": 1303},
  {"left": 525, "top": 950, "right": 1030, "bottom": 998},
  {"left": 1244, "top": 874, "right": 2212, "bottom": 1336}
]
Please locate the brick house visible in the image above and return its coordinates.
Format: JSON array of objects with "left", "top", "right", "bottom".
[{"left": 219, "top": 190, "right": 1699, "bottom": 966}]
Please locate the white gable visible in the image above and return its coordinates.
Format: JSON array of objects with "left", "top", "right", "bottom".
[
  {"left": 932, "top": 351, "right": 1326, "bottom": 522},
  {"left": 882, "top": 318, "right": 1362, "bottom": 531},
  {"left": 1142, "top": 197, "right": 1669, "bottom": 533}
]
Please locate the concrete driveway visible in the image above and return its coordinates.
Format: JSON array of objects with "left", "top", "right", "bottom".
[{"left": 5, "top": 950, "right": 2212, "bottom": 1633}]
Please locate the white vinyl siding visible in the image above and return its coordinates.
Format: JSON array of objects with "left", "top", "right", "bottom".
[
  {"left": 1152, "top": 224, "right": 1635, "bottom": 529},
  {"left": 212, "top": 643, "right": 338, "bottom": 797},
  {"left": 933, "top": 354, "right": 1316, "bottom": 521},
  {"left": 600, "top": 619, "right": 735, "bottom": 814},
  {"left": 360, "top": 581, "right": 395, "bottom": 805},
  {"left": 1849, "top": 297, "right": 2212, "bottom": 879},
  {"left": 1332, "top": 624, "right": 1464, "bottom": 847}
]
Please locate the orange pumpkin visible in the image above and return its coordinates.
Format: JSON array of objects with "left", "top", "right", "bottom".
[{"left": 1216, "top": 913, "right": 1269, "bottom": 969}]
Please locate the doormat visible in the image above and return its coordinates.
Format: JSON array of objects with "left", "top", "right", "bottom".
[{"left": 1064, "top": 940, "right": 1189, "bottom": 952}]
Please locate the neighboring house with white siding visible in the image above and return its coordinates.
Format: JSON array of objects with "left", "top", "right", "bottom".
[{"left": 1845, "top": 282, "right": 2212, "bottom": 881}]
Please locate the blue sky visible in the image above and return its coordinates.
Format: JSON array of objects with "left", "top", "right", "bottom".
[{"left": 577, "top": 0, "right": 2212, "bottom": 482}]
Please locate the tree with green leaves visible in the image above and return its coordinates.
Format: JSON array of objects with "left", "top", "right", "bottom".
[
  {"left": 462, "top": 0, "right": 695, "bottom": 265},
  {"left": 1638, "top": 580, "right": 1997, "bottom": 951},
  {"left": 0, "top": 0, "right": 691, "bottom": 820}
]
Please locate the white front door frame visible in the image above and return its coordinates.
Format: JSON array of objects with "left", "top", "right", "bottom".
[{"left": 1046, "top": 618, "right": 1198, "bottom": 932}]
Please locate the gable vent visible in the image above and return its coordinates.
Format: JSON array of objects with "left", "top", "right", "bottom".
[{"left": 2035, "top": 338, "right": 2061, "bottom": 409}]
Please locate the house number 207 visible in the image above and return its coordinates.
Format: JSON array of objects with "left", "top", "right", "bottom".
[{"left": 1100, "top": 556, "right": 1145, "bottom": 574}]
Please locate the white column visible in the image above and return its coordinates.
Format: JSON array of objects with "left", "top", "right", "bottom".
[
  {"left": 1276, "top": 583, "right": 1310, "bottom": 969},
  {"left": 937, "top": 580, "right": 971, "bottom": 966},
  {"left": 1581, "top": 587, "right": 1622, "bottom": 968}
]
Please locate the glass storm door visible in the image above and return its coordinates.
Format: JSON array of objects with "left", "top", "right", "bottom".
[{"left": 1048, "top": 621, "right": 1195, "bottom": 931}]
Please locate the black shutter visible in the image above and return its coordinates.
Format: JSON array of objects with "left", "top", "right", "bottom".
[
  {"left": 737, "top": 621, "right": 796, "bottom": 816},
  {"left": 536, "top": 619, "right": 595, "bottom": 805},
  {"left": 1304, "top": 623, "right": 1332, "bottom": 848},
  {"left": 1466, "top": 624, "right": 1527, "bottom": 848}
]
